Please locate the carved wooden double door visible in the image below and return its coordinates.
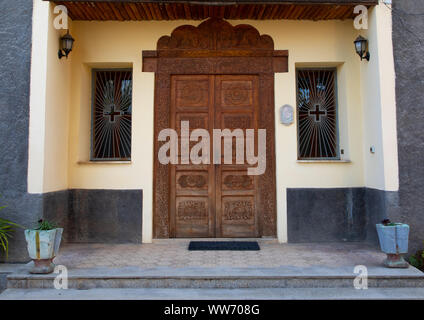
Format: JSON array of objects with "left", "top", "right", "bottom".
[{"left": 170, "top": 74, "right": 260, "bottom": 238}]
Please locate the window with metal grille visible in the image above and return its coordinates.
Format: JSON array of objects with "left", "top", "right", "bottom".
[
  {"left": 91, "top": 69, "right": 132, "bottom": 161},
  {"left": 296, "top": 68, "right": 339, "bottom": 159}
]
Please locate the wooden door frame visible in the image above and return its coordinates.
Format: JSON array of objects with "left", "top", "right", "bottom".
[{"left": 142, "top": 18, "right": 288, "bottom": 238}]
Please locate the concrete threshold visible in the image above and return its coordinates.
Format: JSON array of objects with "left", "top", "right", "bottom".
[
  {"left": 1, "top": 287, "right": 424, "bottom": 300},
  {"left": 7, "top": 265, "right": 424, "bottom": 289}
]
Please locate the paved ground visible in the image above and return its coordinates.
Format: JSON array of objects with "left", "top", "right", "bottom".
[
  {"left": 2, "top": 287, "right": 424, "bottom": 300},
  {"left": 2, "top": 242, "right": 423, "bottom": 299},
  {"left": 53, "top": 240, "right": 390, "bottom": 269}
]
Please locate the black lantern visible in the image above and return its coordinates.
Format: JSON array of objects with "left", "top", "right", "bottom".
[
  {"left": 58, "top": 30, "right": 75, "bottom": 59},
  {"left": 354, "top": 35, "right": 370, "bottom": 61}
]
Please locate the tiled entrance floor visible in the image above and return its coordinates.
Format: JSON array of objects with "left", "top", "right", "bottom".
[
  {"left": 6, "top": 240, "right": 424, "bottom": 292},
  {"left": 54, "top": 239, "right": 392, "bottom": 269}
]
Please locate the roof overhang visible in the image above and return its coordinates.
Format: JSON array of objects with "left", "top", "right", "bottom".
[{"left": 46, "top": 0, "right": 379, "bottom": 21}]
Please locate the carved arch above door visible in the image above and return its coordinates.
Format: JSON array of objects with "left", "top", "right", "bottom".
[
  {"left": 143, "top": 18, "right": 288, "bottom": 69},
  {"left": 157, "top": 18, "right": 274, "bottom": 51},
  {"left": 143, "top": 18, "right": 288, "bottom": 238}
]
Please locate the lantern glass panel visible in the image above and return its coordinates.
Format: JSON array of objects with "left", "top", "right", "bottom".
[
  {"left": 355, "top": 41, "right": 363, "bottom": 54},
  {"left": 361, "top": 40, "right": 367, "bottom": 53},
  {"left": 64, "top": 38, "right": 73, "bottom": 50}
]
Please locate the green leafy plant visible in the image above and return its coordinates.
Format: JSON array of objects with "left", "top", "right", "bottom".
[
  {"left": 381, "top": 219, "right": 398, "bottom": 226},
  {"left": 35, "top": 219, "right": 57, "bottom": 231},
  {"left": 409, "top": 245, "right": 424, "bottom": 272},
  {"left": 0, "top": 206, "right": 24, "bottom": 258}
]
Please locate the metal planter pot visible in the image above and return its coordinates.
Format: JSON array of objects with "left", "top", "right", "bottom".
[
  {"left": 24, "top": 228, "right": 63, "bottom": 274},
  {"left": 376, "top": 223, "right": 409, "bottom": 268}
]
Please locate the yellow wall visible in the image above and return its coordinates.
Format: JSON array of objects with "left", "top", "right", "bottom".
[
  {"left": 44, "top": 4, "right": 72, "bottom": 192},
  {"left": 28, "top": 0, "right": 48, "bottom": 194},
  {"left": 359, "top": 4, "right": 399, "bottom": 191},
  {"left": 28, "top": 0, "right": 72, "bottom": 193},
  {"left": 28, "top": 1, "right": 398, "bottom": 243}
]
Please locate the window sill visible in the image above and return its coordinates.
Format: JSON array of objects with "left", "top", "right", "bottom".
[
  {"left": 77, "top": 161, "right": 132, "bottom": 165},
  {"left": 296, "top": 159, "right": 351, "bottom": 163}
]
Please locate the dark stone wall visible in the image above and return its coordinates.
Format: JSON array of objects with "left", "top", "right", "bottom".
[
  {"left": 43, "top": 190, "right": 70, "bottom": 242},
  {"left": 392, "top": 0, "right": 424, "bottom": 254},
  {"left": 287, "top": 188, "right": 396, "bottom": 244},
  {"left": 0, "top": 0, "right": 41, "bottom": 262},
  {"left": 288, "top": 188, "right": 366, "bottom": 242},
  {"left": 363, "top": 189, "right": 400, "bottom": 244},
  {"left": 44, "top": 189, "right": 143, "bottom": 244}
]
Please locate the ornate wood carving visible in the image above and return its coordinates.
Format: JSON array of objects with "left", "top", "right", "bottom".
[
  {"left": 177, "top": 173, "right": 208, "bottom": 190},
  {"left": 223, "top": 199, "right": 255, "bottom": 222},
  {"left": 175, "top": 115, "right": 208, "bottom": 131},
  {"left": 175, "top": 79, "right": 210, "bottom": 109},
  {"left": 147, "top": 18, "right": 285, "bottom": 238},
  {"left": 223, "top": 174, "right": 254, "bottom": 190},
  {"left": 142, "top": 19, "right": 288, "bottom": 72},
  {"left": 222, "top": 115, "right": 252, "bottom": 129},
  {"left": 221, "top": 80, "right": 253, "bottom": 108},
  {"left": 177, "top": 199, "right": 208, "bottom": 222},
  {"left": 157, "top": 18, "right": 274, "bottom": 52}
]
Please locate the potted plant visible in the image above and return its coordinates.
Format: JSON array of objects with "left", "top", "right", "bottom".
[
  {"left": 24, "top": 219, "right": 63, "bottom": 274},
  {"left": 376, "top": 219, "right": 409, "bottom": 268}
]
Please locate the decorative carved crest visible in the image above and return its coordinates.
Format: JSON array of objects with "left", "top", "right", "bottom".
[
  {"left": 142, "top": 18, "right": 287, "bottom": 73},
  {"left": 157, "top": 18, "right": 274, "bottom": 51}
]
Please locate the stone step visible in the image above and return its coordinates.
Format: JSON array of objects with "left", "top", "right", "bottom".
[
  {"left": 7, "top": 266, "right": 424, "bottom": 289},
  {"left": 2, "top": 287, "right": 424, "bottom": 300}
]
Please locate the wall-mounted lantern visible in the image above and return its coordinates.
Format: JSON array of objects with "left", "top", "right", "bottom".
[
  {"left": 58, "top": 30, "right": 75, "bottom": 59},
  {"left": 354, "top": 35, "right": 370, "bottom": 61}
]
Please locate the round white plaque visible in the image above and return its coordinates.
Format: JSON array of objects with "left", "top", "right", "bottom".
[{"left": 280, "top": 105, "right": 294, "bottom": 125}]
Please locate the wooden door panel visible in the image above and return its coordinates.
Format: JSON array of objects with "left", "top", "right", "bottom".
[
  {"left": 173, "top": 165, "right": 216, "bottom": 237},
  {"left": 176, "top": 113, "right": 209, "bottom": 131},
  {"left": 219, "top": 79, "right": 255, "bottom": 110},
  {"left": 217, "top": 165, "right": 258, "bottom": 237},
  {"left": 170, "top": 74, "right": 260, "bottom": 238},
  {"left": 175, "top": 113, "right": 210, "bottom": 164},
  {"left": 221, "top": 113, "right": 254, "bottom": 129},
  {"left": 174, "top": 78, "right": 210, "bottom": 111},
  {"left": 170, "top": 75, "right": 215, "bottom": 238},
  {"left": 218, "top": 113, "right": 255, "bottom": 162},
  {"left": 175, "top": 196, "right": 211, "bottom": 237},
  {"left": 215, "top": 75, "right": 259, "bottom": 238},
  {"left": 221, "top": 171, "right": 255, "bottom": 192},
  {"left": 221, "top": 196, "right": 257, "bottom": 237},
  {"left": 176, "top": 170, "right": 209, "bottom": 193}
]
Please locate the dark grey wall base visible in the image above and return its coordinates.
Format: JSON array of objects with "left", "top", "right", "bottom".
[
  {"left": 287, "top": 188, "right": 398, "bottom": 245},
  {"left": 43, "top": 190, "right": 69, "bottom": 241},
  {"left": 0, "top": 0, "right": 36, "bottom": 263},
  {"left": 393, "top": 0, "right": 424, "bottom": 255},
  {"left": 363, "top": 189, "right": 400, "bottom": 245},
  {"left": 288, "top": 188, "right": 366, "bottom": 243},
  {"left": 44, "top": 189, "right": 143, "bottom": 244},
  {"left": 2, "top": 189, "right": 143, "bottom": 262}
]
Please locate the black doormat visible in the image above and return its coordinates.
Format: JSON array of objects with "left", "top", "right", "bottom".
[{"left": 188, "top": 241, "right": 260, "bottom": 251}]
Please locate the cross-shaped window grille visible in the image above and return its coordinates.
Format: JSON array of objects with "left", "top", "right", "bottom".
[
  {"left": 297, "top": 69, "right": 338, "bottom": 159},
  {"left": 91, "top": 69, "right": 132, "bottom": 160}
]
